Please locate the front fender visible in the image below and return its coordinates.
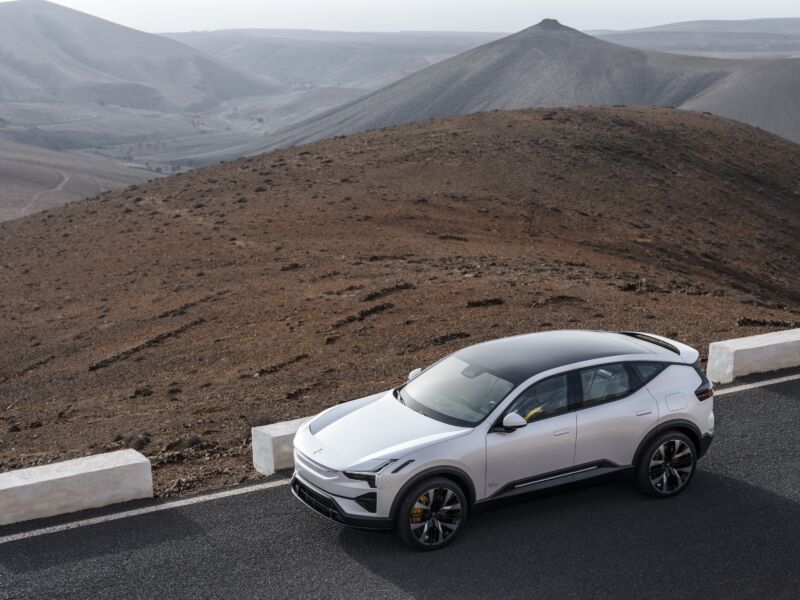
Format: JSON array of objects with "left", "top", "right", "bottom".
[{"left": 387, "top": 464, "right": 478, "bottom": 521}]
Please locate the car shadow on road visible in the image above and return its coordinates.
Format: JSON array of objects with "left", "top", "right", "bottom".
[
  {"left": 337, "top": 471, "right": 800, "bottom": 599},
  {"left": 0, "top": 511, "right": 203, "bottom": 574}
]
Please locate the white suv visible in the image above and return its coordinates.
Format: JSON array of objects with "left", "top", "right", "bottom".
[{"left": 292, "top": 330, "right": 714, "bottom": 550}]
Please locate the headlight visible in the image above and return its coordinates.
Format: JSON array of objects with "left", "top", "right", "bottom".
[{"left": 343, "top": 459, "right": 397, "bottom": 488}]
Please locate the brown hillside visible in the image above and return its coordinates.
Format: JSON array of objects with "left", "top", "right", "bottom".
[{"left": 1, "top": 107, "right": 799, "bottom": 496}]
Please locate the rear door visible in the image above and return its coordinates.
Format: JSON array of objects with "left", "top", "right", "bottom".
[{"left": 574, "top": 363, "right": 659, "bottom": 467}]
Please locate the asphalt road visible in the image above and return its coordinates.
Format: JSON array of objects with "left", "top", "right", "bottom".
[{"left": 1, "top": 380, "right": 798, "bottom": 600}]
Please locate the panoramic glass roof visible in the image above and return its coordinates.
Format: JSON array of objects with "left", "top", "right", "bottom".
[{"left": 454, "top": 330, "right": 662, "bottom": 385}]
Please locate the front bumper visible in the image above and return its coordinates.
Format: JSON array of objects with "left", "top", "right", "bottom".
[{"left": 291, "top": 475, "right": 394, "bottom": 530}]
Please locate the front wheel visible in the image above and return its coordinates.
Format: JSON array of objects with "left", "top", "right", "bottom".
[
  {"left": 395, "top": 477, "right": 468, "bottom": 551},
  {"left": 637, "top": 431, "right": 697, "bottom": 498}
]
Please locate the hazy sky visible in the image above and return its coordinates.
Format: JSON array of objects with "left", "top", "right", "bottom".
[{"left": 11, "top": 0, "right": 800, "bottom": 33}]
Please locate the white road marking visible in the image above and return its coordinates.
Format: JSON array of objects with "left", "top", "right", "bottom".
[
  {"left": 0, "top": 478, "right": 290, "bottom": 546},
  {"left": 1, "top": 372, "right": 797, "bottom": 545},
  {"left": 715, "top": 373, "right": 800, "bottom": 396}
]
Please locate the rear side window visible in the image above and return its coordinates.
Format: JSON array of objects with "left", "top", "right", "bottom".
[
  {"left": 579, "top": 364, "right": 634, "bottom": 407},
  {"left": 631, "top": 362, "right": 667, "bottom": 384}
]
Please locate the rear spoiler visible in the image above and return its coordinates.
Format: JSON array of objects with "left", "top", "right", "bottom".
[{"left": 619, "top": 331, "right": 700, "bottom": 365}]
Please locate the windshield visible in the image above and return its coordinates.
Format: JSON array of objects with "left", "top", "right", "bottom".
[{"left": 399, "top": 356, "right": 516, "bottom": 427}]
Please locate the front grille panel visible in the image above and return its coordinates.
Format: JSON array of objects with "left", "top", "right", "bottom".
[{"left": 292, "top": 478, "right": 344, "bottom": 523}]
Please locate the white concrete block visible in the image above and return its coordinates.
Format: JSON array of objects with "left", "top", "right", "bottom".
[
  {"left": 707, "top": 328, "right": 800, "bottom": 384},
  {"left": 0, "top": 449, "right": 152, "bottom": 526},
  {"left": 252, "top": 418, "right": 308, "bottom": 475}
]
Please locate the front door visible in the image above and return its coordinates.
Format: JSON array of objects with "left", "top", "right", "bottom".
[{"left": 485, "top": 372, "right": 577, "bottom": 496}]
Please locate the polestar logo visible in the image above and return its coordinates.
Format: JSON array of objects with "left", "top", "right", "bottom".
[{"left": 312, "top": 448, "right": 324, "bottom": 455}]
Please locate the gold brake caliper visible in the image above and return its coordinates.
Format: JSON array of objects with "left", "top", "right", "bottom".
[{"left": 411, "top": 494, "right": 429, "bottom": 523}]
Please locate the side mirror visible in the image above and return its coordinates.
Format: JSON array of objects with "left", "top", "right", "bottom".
[
  {"left": 502, "top": 412, "right": 527, "bottom": 431},
  {"left": 407, "top": 368, "right": 423, "bottom": 382}
]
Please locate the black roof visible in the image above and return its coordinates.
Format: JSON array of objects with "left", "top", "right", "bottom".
[{"left": 455, "top": 330, "right": 665, "bottom": 385}]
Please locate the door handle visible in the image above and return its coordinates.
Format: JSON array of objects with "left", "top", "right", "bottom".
[
  {"left": 553, "top": 429, "right": 571, "bottom": 437},
  {"left": 636, "top": 409, "right": 653, "bottom": 416}
]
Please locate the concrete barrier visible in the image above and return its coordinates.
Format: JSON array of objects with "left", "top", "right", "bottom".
[
  {"left": 707, "top": 328, "right": 800, "bottom": 384},
  {"left": 0, "top": 449, "right": 152, "bottom": 526},
  {"left": 252, "top": 418, "right": 308, "bottom": 475}
]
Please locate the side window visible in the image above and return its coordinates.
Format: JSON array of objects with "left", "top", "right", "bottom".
[
  {"left": 579, "top": 364, "right": 634, "bottom": 407},
  {"left": 511, "top": 373, "right": 570, "bottom": 422},
  {"left": 631, "top": 362, "right": 667, "bottom": 384}
]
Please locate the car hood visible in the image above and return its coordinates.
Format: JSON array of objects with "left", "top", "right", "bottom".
[{"left": 294, "top": 390, "right": 469, "bottom": 471}]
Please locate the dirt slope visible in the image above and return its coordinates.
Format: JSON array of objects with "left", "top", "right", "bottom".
[{"left": 1, "top": 107, "right": 799, "bottom": 496}]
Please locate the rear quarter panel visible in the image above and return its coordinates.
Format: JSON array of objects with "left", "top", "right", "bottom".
[{"left": 646, "top": 364, "right": 714, "bottom": 436}]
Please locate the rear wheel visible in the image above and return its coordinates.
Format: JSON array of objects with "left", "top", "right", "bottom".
[
  {"left": 637, "top": 431, "right": 697, "bottom": 498},
  {"left": 395, "top": 477, "right": 467, "bottom": 551}
]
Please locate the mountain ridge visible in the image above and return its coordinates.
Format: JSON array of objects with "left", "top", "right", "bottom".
[
  {"left": 595, "top": 17, "right": 800, "bottom": 59},
  {"left": 0, "top": 0, "right": 280, "bottom": 111},
  {"left": 241, "top": 19, "right": 800, "bottom": 154}
]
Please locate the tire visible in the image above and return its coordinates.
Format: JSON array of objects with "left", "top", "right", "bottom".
[
  {"left": 636, "top": 430, "right": 697, "bottom": 498},
  {"left": 395, "top": 477, "right": 468, "bottom": 551}
]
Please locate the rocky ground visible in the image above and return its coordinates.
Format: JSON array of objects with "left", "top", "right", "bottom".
[{"left": 1, "top": 107, "right": 799, "bottom": 496}]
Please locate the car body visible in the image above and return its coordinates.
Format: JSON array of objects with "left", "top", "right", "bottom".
[{"left": 292, "top": 330, "right": 714, "bottom": 549}]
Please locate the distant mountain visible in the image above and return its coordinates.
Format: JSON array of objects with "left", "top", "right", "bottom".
[
  {"left": 0, "top": 0, "right": 293, "bottom": 218},
  {"left": 595, "top": 18, "right": 800, "bottom": 58},
  {"left": 167, "top": 29, "right": 504, "bottom": 90},
  {"left": 0, "top": 0, "right": 281, "bottom": 112},
  {"left": 253, "top": 20, "right": 800, "bottom": 152},
  {"left": 6, "top": 7, "right": 800, "bottom": 219}
]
